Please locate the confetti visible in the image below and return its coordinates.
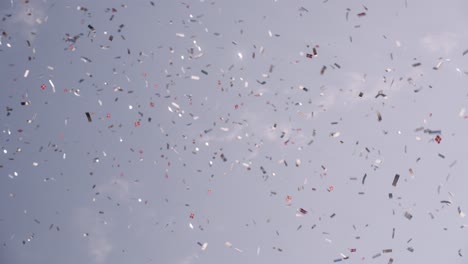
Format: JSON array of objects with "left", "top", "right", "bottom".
[
  {"left": 404, "top": 212, "right": 413, "bottom": 220},
  {"left": 0, "top": 3, "right": 465, "bottom": 264},
  {"left": 392, "top": 174, "right": 400, "bottom": 187},
  {"left": 85, "top": 112, "right": 92, "bottom": 122}
]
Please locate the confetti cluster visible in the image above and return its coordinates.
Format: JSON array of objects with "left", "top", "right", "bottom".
[{"left": 1, "top": 1, "right": 468, "bottom": 263}]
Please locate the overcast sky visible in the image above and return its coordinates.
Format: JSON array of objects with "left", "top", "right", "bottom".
[{"left": 1, "top": 0, "right": 468, "bottom": 263}]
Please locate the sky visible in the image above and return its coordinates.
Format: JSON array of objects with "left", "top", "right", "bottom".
[{"left": 1, "top": 0, "right": 468, "bottom": 263}]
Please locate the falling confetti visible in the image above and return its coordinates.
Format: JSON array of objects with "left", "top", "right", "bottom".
[{"left": 0, "top": 2, "right": 467, "bottom": 264}]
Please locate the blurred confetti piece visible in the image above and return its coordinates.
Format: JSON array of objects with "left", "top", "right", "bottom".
[
  {"left": 392, "top": 174, "right": 400, "bottom": 187},
  {"left": 49, "top": 79, "right": 56, "bottom": 93},
  {"left": 331, "top": 132, "right": 340, "bottom": 138},
  {"left": 234, "top": 248, "right": 243, "bottom": 253},
  {"left": 85, "top": 112, "right": 92, "bottom": 122},
  {"left": 458, "top": 207, "right": 465, "bottom": 217},
  {"left": 404, "top": 211, "right": 413, "bottom": 220},
  {"left": 459, "top": 107, "right": 465, "bottom": 117},
  {"left": 295, "top": 159, "right": 301, "bottom": 167},
  {"left": 201, "top": 242, "right": 208, "bottom": 251}
]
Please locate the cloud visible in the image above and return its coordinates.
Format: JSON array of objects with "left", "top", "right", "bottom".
[
  {"left": 341, "top": 67, "right": 425, "bottom": 104},
  {"left": 203, "top": 124, "right": 244, "bottom": 143},
  {"left": 88, "top": 235, "right": 113, "bottom": 264},
  {"left": 421, "top": 32, "right": 459, "bottom": 55},
  {"left": 72, "top": 207, "right": 113, "bottom": 264},
  {"left": 2, "top": 0, "right": 48, "bottom": 40},
  {"left": 98, "top": 178, "right": 131, "bottom": 201},
  {"left": 178, "top": 253, "right": 199, "bottom": 264},
  {"left": 71, "top": 177, "right": 130, "bottom": 264}
]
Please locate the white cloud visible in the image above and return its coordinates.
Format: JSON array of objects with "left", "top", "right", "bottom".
[
  {"left": 98, "top": 178, "right": 131, "bottom": 201},
  {"left": 341, "top": 67, "right": 424, "bottom": 105},
  {"left": 88, "top": 235, "right": 113, "bottom": 264},
  {"left": 178, "top": 253, "right": 199, "bottom": 264},
  {"left": 421, "top": 32, "right": 459, "bottom": 55},
  {"left": 72, "top": 207, "right": 114, "bottom": 264},
  {"left": 72, "top": 178, "right": 131, "bottom": 264},
  {"left": 3, "top": 0, "right": 48, "bottom": 40}
]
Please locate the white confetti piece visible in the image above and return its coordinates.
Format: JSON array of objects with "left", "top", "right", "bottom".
[
  {"left": 171, "top": 102, "right": 180, "bottom": 109},
  {"left": 49, "top": 79, "right": 56, "bottom": 93},
  {"left": 201, "top": 242, "right": 208, "bottom": 251}
]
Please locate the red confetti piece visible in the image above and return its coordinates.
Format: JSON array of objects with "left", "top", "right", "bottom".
[
  {"left": 435, "top": 135, "right": 441, "bottom": 144},
  {"left": 106, "top": 113, "right": 111, "bottom": 118},
  {"left": 285, "top": 195, "right": 292, "bottom": 203},
  {"left": 134, "top": 121, "right": 141, "bottom": 127},
  {"left": 189, "top": 213, "right": 195, "bottom": 219},
  {"left": 150, "top": 102, "right": 155, "bottom": 107},
  {"left": 350, "top": 248, "right": 357, "bottom": 252},
  {"left": 327, "top": 185, "right": 334, "bottom": 192},
  {"left": 40, "top": 84, "right": 46, "bottom": 90},
  {"left": 234, "top": 104, "right": 239, "bottom": 110}
]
